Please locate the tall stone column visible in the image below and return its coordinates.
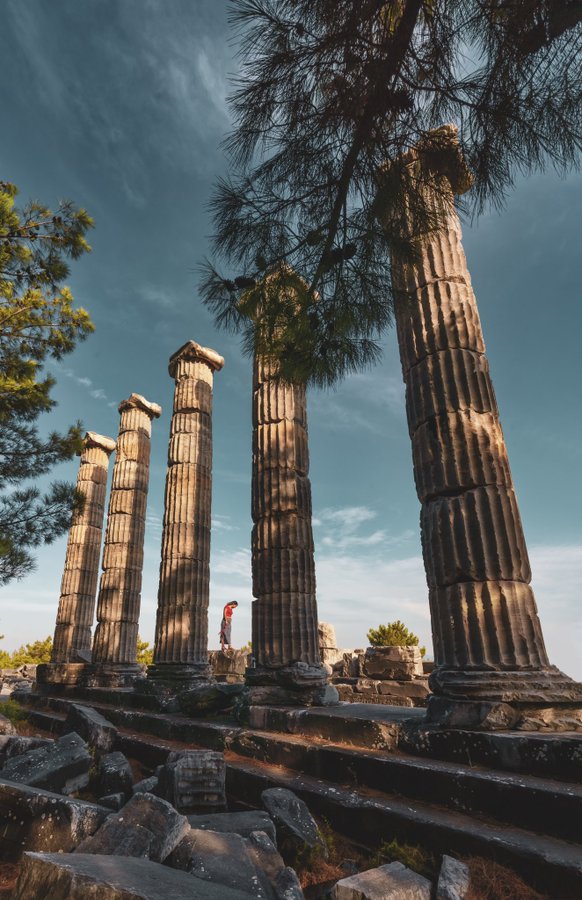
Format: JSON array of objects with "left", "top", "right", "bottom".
[
  {"left": 149, "top": 341, "right": 223, "bottom": 687},
  {"left": 88, "top": 393, "right": 161, "bottom": 687},
  {"left": 381, "top": 125, "right": 582, "bottom": 728},
  {"left": 246, "top": 341, "right": 336, "bottom": 705},
  {"left": 37, "top": 432, "right": 116, "bottom": 687}
]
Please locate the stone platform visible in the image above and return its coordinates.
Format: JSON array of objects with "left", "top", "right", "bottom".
[{"left": 10, "top": 687, "right": 582, "bottom": 895}]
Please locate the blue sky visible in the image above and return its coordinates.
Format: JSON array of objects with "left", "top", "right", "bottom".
[{"left": 1, "top": 1, "right": 581, "bottom": 679}]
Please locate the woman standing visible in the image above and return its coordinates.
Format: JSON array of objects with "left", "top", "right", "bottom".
[{"left": 219, "top": 601, "right": 238, "bottom": 651}]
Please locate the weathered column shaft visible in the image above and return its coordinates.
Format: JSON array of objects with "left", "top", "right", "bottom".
[
  {"left": 152, "top": 341, "right": 223, "bottom": 677},
  {"left": 382, "top": 127, "right": 582, "bottom": 714},
  {"left": 251, "top": 354, "right": 320, "bottom": 668},
  {"left": 92, "top": 394, "right": 161, "bottom": 671},
  {"left": 52, "top": 432, "right": 116, "bottom": 663}
]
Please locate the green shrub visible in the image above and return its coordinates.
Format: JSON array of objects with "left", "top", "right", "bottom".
[
  {"left": 367, "top": 838, "right": 436, "bottom": 879},
  {"left": 367, "top": 620, "right": 426, "bottom": 657}
]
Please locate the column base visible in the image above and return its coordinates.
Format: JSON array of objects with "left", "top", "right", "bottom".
[
  {"left": 81, "top": 663, "right": 142, "bottom": 689},
  {"left": 35, "top": 663, "right": 88, "bottom": 687},
  {"left": 427, "top": 666, "right": 582, "bottom": 730},
  {"left": 147, "top": 662, "right": 213, "bottom": 686},
  {"left": 245, "top": 662, "right": 339, "bottom": 707}
]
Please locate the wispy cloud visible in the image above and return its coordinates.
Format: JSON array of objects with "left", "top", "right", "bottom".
[
  {"left": 58, "top": 366, "right": 112, "bottom": 406},
  {"left": 212, "top": 515, "right": 239, "bottom": 532},
  {"left": 313, "top": 505, "right": 414, "bottom": 553},
  {"left": 310, "top": 369, "right": 405, "bottom": 435}
]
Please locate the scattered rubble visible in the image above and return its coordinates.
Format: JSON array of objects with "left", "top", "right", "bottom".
[
  {"left": 187, "top": 810, "right": 277, "bottom": 845},
  {"left": 261, "top": 787, "right": 327, "bottom": 862},
  {"left": 98, "top": 750, "right": 134, "bottom": 799},
  {"left": 436, "top": 855, "right": 470, "bottom": 900},
  {"left": 76, "top": 792, "right": 190, "bottom": 862},
  {"left": 331, "top": 860, "right": 431, "bottom": 899},
  {"left": 64, "top": 703, "right": 118, "bottom": 755},
  {"left": 1, "top": 731, "right": 91, "bottom": 794}
]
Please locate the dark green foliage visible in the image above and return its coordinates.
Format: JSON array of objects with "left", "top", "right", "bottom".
[
  {"left": 201, "top": 0, "right": 581, "bottom": 385},
  {"left": 0, "top": 182, "right": 94, "bottom": 584},
  {"left": 367, "top": 619, "right": 426, "bottom": 656}
]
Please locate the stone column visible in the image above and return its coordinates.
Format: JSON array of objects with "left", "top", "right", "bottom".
[
  {"left": 88, "top": 393, "right": 161, "bottom": 687},
  {"left": 149, "top": 341, "right": 223, "bottom": 687},
  {"left": 38, "top": 432, "right": 116, "bottom": 686},
  {"left": 246, "top": 343, "right": 336, "bottom": 705},
  {"left": 381, "top": 125, "right": 582, "bottom": 728}
]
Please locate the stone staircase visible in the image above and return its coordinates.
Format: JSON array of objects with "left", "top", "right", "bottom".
[{"left": 12, "top": 690, "right": 582, "bottom": 897}]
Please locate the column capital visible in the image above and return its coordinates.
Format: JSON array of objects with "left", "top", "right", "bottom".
[
  {"left": 83, "top": 432, "right": 116, "bottom": 456},
  {"left": 168, "top": 341, "right": 224, "bottom": 377},
  {"left": 118, "top": 393, "right": 162, "bottom": 419}
]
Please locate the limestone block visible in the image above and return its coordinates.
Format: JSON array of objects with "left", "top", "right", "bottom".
[
  {"left": 405, "top": 349, "right": 497, "bottom": 435},
  {"left": 116, "top": 429, "right": 151, "bottom": 464},
  {"left": 332, "top": 861, "right": 431, "bottom": 899},
  {"left": 364, "top": 647, "right": 424, "bottom": 680},
  {"left": 252, "top": 514, "right": 314, "bottom": 553},
  {"left": 253, "top": 420, "right": 309, "bottom": 475},
  {"left": 0, "top": 736, "right": 53, "bottom": 766},
  {"left": 163, "top": 464, "right": 211, "bottom": 524},
  {"left": 99, "top": 792, "right": 125, "bottom": 810},
  {"left": 437, "top": 855, "right": 470, "bottom": 900},
  {"left": 0, "top": 714, "right": 16, "bottom": 735},
  {"left": 92, "top": 620, "right": 139, "bottom": 663},
  {"left": 174, "top": 377, "right": 212, "bottom": 415},
  {"left": 186, "top": 811, "right": 277, "bottom": 845},
  {"left": 171, "top": 410, "right": 212, "bottom": 435},
  {"left": 107, "top": 488, "right": 147, "bottom": 518},
  {"left": 66, "top": 523, "right": 102, "bottom": 552},
  {"left": 253, "top": 594, "right": 320, "bottom": 667},
  {"left": 98, "top": 751, "right": 134, "bottom": 798},
  {"left": 78, "top": 462, "right": 108, "bottom": 485},
  {"left": 318, "top": 622, "right": 337, "bottom": 649},
  {"left": 119, "top": 409, "right": 153, "bottom": 437},
  {"left": 392, "top": 204, "right": 469, "bottom": 291},
  {"left": 395, "top": 280, "right": 485, "bottom": 375},
  {"left": 253, "top": 548, "right": 316, "bottom": 594},
  {"left": 61, "top": 565, "right": 100, "bottom": 597},
  {"left": 1, "top": 732, "right": 91, "bottom": 795},
  {"left": 99, "top": 568, "right": 142, "bottom": 594},
  {"left": 157, "top": 750, "right": 226, "bottom": 813},
  {"left": 76, "top": 792, "right": 190, "bottom": 862},
  {"left": 252, "top": 468, "right": 312, "bottom": 520},
  {"left": 421, "top": 485, "right": 531, "bottom": 588},
  {"left": 15, "top": 852, "right": 251, "bottom": 900},
  {"left": 321, "top": 647, "right": 345, "bottom": 666},
  {"left": 105, "top": 513, "right": 146, "bottom": 547},
  {"left": 111, "top": 459, "right": 150, "bottom": 492},
  {"left": 429, "top": 580, "right": 549, "bottom": 669},
  {"left": 102, "top": 542, "right": 144, "bottom": 572},
  {"left": 95, "top": 589, "right": 142, "bottom": 623},
  {"left": 168, "top": 428, "right": 212, "bottom": 466},
  {"left": 167, "top": 828, "right": 302, "bottom": 899},
  {"left": 261, "top": 786, "right": 327, "bottom": 862},
  {"left": 253, "top": 354, "right": 280, "bottom": 385},
  {"left": 0, "top": 782, "right": 108, "bottom": 860},
  {"left": 161, "top": 523, "right": 211, "bottom": 561},
  {"left": 412, "top": 409, "right": 512, "bottom": 502},
  {"left": 209, "top": 649, "right": 250, "bottom": 678},
  {"left": 253, "top": 381, "right": 307, "bottom": 427},
  {"left": 157, "top": 557, "right": 209, "bottom": 607},
  {"left": 64, "top": 705, "right": 118, "bottom": 756}
]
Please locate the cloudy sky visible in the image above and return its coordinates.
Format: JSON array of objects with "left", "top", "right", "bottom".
[{"left": 1, "top": 1, "right": 580, "bottom": 679}]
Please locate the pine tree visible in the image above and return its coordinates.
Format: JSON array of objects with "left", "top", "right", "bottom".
[
  {"left": 200, "top": 0, "right": 581, "bottom": 384},
  {"left": 0, "top": 181, "right": 94, "bottom": 584}
]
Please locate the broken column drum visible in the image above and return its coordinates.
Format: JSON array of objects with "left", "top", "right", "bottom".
[
  {"left": 149, "top": 341, "right": 224, "bottom": 684},
  {"left": 382, "top": 125, "right": 582, "bottom": 724},
  {"left": 51, "top": 432, "right": 116, "bottom": 664},
  {"left": 246, "top": 301, "right": 333, "bottom": 704},
  {"left": 90, "top": 393, "right": 161, "bottom": 686}
]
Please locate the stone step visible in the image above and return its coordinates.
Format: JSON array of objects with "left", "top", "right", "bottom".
[
  {"left": 224, "top": 754, "right": 582, "bottom": 898},
  {"left": 18, "top": 695, "right": 582, "bottom": 846},
  {"left": 226, "top": 728, "right": 582, "bottom": 844}
]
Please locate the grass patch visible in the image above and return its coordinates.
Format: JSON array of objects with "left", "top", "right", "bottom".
[
  {"left": 466, "top": 857, "right": 548, "bottom": 900},
  {"left": 0, "top": 698, "right": 29, "bottom": 724},
  {"left": 366, "top": 838, "right": 438, "bottom": 880}
]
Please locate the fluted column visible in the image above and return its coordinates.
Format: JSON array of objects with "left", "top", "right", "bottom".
[
  {"left": 89, "top": 393, "right": 161, "bottom": 687},
  {"left": 246, "top": 341, "right": 335, "bottom": 705},
  {"left": 51, "top": 432, "right": 116, "bottom": 663},
  {"left": 381, "top": 125, "right": 582, "bottom": 726},
  {"left": 149, "top": 341, "right": 223, "bottom": 686}
]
